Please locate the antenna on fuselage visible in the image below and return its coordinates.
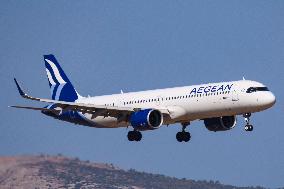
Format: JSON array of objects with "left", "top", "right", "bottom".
[
  {"left": 242, "top": 76, "right": 246, "bottom": 80},
  {"left": 120, "top": 90, "right": 124, "bottom": 94}
]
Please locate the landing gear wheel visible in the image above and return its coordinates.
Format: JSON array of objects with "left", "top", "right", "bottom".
[
  {"left": 127, "top": 131, "right": 135, "bottom": 141},
  {"left": 183, "top": 132, "right": 191, "bottom": 142},
  {"left": 176, "top": 123, "right": 191, "bottom": 142},
  {"left": 136, "top": 131, "right": 142, "bottom": 141},
  {"left": 127, "top": 131, "right": 142, "bottom": 142},
  {"left": 245, "top": 125, "right": 253, "bottom": 132},
  {"left": 176, "top": 131, "right": 191, "bottom": 142},
  {"left": 243, "top": 113, "right": 253, "bottom": 132},
  {"left": 176, "top": 132, "right": 183, "bottom": 142}
]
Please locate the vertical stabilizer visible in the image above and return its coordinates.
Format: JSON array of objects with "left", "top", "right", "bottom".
[{"left": 44, "top": 54, "right": 80, "bottom": 102}]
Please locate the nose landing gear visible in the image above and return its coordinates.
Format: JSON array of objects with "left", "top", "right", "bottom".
[{"left": 243, "top": 113, "right": 253, "bottom": 131}]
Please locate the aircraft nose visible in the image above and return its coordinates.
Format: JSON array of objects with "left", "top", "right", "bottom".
[
  {"left": 260, "top": 92, "right": 276, "bottom": 108},
  {"left": 270, "top": 93, "right": 276, "bottom": 106}
]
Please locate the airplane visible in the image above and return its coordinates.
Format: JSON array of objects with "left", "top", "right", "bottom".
[{"left": 11, "top": 54, "right": 276, "bottom": 142}]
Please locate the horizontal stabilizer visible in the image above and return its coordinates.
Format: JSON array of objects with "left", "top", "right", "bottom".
[{"left": 9, "top": 105, "right": 61, "bottom": 114}]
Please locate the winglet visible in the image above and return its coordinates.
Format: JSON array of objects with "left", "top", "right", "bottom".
[{"left": 14, "top": 78, "right": 26, "bottom": 97}]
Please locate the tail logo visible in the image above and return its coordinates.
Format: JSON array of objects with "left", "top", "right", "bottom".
[
  {"left": 44, "top": 55, "right": 79, "bottom": 102},
  {"left": 46, "top": 69, "right": 56, "bottom": 85},
  {"left": 45, "top": 59, "right": 67, "bottom": 84}
]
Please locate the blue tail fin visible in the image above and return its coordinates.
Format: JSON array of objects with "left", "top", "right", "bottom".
[{"left": 44, "top": 54, "right": 80, "bottom": 102}]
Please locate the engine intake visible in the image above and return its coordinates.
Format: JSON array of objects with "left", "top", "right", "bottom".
[
  {"left": 130, "top": 109, "right": 163, "bottom": 130},
  {"left": 204, "top": 116, "right": 236, "bottom": 132}
]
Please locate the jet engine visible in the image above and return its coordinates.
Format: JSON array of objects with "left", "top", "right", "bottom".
[
  {"left": 130, "top": 109, "right": 163, "bottom": 130},
  {"left": 204, "top": 116, "right": 236, "bottom": 132}
]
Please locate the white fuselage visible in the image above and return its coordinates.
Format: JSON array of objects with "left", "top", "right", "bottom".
[{"left": 76, "top": 80, "right": 275, "bottom": 128}]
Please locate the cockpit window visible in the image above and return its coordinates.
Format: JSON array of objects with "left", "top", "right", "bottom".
[
  {"left": 246, "top": 87, "right": 269, "bottom": 93},
  {"left": 246, "top": 87, "right": 256, "bottom": 93}
]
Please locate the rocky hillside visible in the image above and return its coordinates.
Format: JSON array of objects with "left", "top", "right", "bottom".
[{"left": 0, "top": 155, "right": 266, "bottom": 189}]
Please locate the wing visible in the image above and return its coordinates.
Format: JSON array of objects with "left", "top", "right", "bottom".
[{"left": 11, "top": 78, "right": 170, "bottom": 118}]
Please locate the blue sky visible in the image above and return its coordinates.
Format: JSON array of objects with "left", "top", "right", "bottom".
[{"left": 1, "top": 1, "right": 284, "bottom": 188}]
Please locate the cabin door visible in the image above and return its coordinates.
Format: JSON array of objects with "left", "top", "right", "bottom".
[{"left": 232, "top": 90, "right": 239, "bottom": 101}]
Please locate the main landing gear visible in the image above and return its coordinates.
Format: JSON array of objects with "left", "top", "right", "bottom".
[
  {"left": 176, "top": 122, "right": 191, "bottom": 142},
  {"left": 243, "top": 113, "right": 253, "bottom": 131},
  {"left": 127, "top": 130, "right": 142, "bottom": 141}
]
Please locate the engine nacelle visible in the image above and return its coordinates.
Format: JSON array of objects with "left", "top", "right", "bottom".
[
  {"left": 204, "top": 116, "right": 236, "bottom": 132},
  {"left": 130, "top": 109, "right": 163, "bottom": 130}
]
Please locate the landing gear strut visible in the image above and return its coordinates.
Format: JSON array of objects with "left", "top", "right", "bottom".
[
  {"left": 127, "top": 130, "right": 142, "bottom": 141},
  {"left": 243, "top": 113, "right": 253, "bottom": 131},
  {"left": 176, "top": 123, "right": 191, "bottom": 142}
]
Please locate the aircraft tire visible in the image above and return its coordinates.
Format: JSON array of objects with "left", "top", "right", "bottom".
[
  {"left": 135, "top": 131, "right": 142, "bottom": 141},
  {"left": 183, "top": 132, "right": 191, "bottom": 142},
  {"left": 127, "top": 131, "right": 135, "bottom": 141},
  {"left": 176, "top": 132, "right": 183, "bottom": 142},
  {"left": 245, "top": 124, "right": 253, "bottom": 132},
  {"left": 248, "top": 125, "right": 253, "bottom": 131}
]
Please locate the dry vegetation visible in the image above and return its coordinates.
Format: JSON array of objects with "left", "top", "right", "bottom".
[{"left": 0, "top": 155, "right": 268, "bottom": 189}]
